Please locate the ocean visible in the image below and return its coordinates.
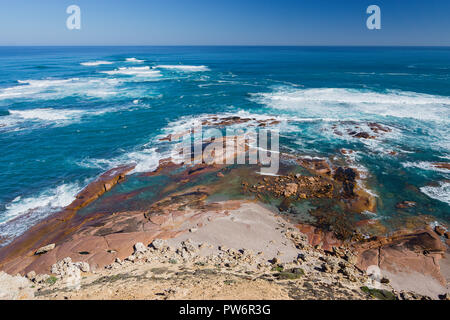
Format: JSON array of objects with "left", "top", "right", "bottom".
[{"left": 0, "top": 46, "right": 449, "bottom": 244}]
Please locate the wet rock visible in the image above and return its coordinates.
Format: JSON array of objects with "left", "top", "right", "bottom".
[
  {"left": 34, "top": 243, "right": 55, "bottom": 255},
  {"left": 333, "top": 167, "right": 356, "bottom": 198},
  {"left": 434, "top": 225, "right": 446, "bottom": 237},
  {"left": 284, "top": 183, "right": 298, "bottom": 197},
  {"left": 278, "top": 197, "right": 292, "bottom": 212},
  {"left": 432, "top": 163, "right": 450, "bottom": 171},
  {"left": 66, "top": 165, "right": 135, "bottom": 212},
  {"left": 353, "top": 132, "right": 374, "bottom": 139},
  {"left": 396, "top": 201, "right": 417, "bottom": 209}
]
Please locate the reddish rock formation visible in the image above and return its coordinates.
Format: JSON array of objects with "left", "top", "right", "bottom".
[
  {"left": 355, "top": 228, "right": 447, "bottom": 286},
  {"left": 66, "top": 165, "right": 135, "bottom": 214},
  {"left": 435, "top": 225, "right": 446, "bottom": 237},
  {"left": 295, "top": 223, "right": 342, "bottom": 252},
  {"left": 0, "top": 164, "right": 135, "bottom": 274},
  {"left": 396, "top": 201, "right": 417, "bottom": 209},
  {"left": 432, "top": 163, "right": 450, "bottom": 171}
]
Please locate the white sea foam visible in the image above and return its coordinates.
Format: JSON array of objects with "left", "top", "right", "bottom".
[
  {"left": 0, "top": 182, "right": 83, "bottom": 244},
  {"left": 81, "top": 61, "right": 114, "bottom": 66},
  {"left": 78, "top": 147, "right": 161, "bottom": 174},
  {"left": 403, "top": 161, "right": 450, "bottom": 174},
  {"left": 8, "top": 108, "right": 84, "bottom": 121},
  {"left": 252, "top": 87, "right": 450, "bottom": 122},
  {"left": 125, "top": 58, "right": 145, "bottom": 63},
  {"left": 102, "top": 66, "right": 161, "bottom": 77},
  {"left": 0, "top": 78, "right": 121, "bottom": 101},
  {"left": 421, "top": 182, "right": 450, "bottom": 205},
  {"left": 155, "top": 65, "right": 210, "bottom": 72},
  {"left": 0, "top": 105, "right": 138, "bottom": 131}
]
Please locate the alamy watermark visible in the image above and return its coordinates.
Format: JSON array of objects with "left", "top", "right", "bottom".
[
  {"left": 367, "top": 5, "right": 381, "bottom": 30},
  {"left": 66, "top": 5, "right": 81, "bottom": 30},
  {"left": 66, "top": 5, "right": 381, "bottom": 31}
]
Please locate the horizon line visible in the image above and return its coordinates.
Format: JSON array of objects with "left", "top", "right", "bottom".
[{"left": 1, "top": 44, "right": 450, "bottom": 48}]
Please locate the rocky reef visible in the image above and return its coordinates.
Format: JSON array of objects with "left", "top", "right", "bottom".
[{"left": 0, "top": 114, "right": 448, "bottom": 300}]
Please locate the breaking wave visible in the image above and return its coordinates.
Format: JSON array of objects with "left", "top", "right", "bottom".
[
  {"left": 421, "top": 182, "right": 450, "bottom": 205},
  {"left": 155, "top": 65, "right": 210, "bottom": 72},
  {"left": 252, "top": 87, "right": 450, "bottom": 122},
  {"left": 81, "top": 61, "right": 114, "bottom": 66},
  {"left": 0, "top": 182, "right": 83, "bottom": 245},
  {"left": 102, "top": 66, "right": 161, "bottom": 77}
]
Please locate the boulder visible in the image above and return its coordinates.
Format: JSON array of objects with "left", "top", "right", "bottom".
[
  {"left": 34, "top": 243, "right": 55, "bottom": 255},
  {"left": 284, "top": 183, "right": 298, "bottom": 197},
  {"left": 150, "top": 239, "right": 167, "bottom": 250},
  {"left": 133, "top": 242, "right": 147, "bottom": 254}
]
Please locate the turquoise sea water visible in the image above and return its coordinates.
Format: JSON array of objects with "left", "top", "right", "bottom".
[{"left": 0, "top": 46, "right": 449, "bottom": 243}]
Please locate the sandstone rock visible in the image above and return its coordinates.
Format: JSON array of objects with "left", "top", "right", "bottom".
[
  {"left": 34, "top": 243, "right": 55, "bottom": 255},
  {"left": 284, "top": 183, "right": 298, "bottom": 197},
  {"left": 434, "top": 225, "right": 446, "bottom": 237}
]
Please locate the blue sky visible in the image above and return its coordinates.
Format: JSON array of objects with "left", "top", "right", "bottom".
[{"left": 0, "top": 0, "right": 449, "bottom": 45}]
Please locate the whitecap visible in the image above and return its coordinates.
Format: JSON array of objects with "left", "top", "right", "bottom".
[
  {"left": 403, "top": 161, "right": 450, "bottom": 174},
  {"left": 0, "top": 182, "right": 83, "bottom": 245},
  {"left": 251, "top": 87, "right": 450, "bottom": 122},
  {"left": 102, "top": 66, "right": 161, "bottom": 77},
  {"left": 125, "top": 58, "right": 145, "bottom": 63},
  {"left": 0, "top": 78, "right": 121, "bottom": 101},
  {"left": 81, "top": 61, "right": 113, "bottom": 66},
  {"left": 421, "top": 182, "right": 450, "bottom": 205},
  {"left": 155, "top": 65, "right": 210, "bottom": 72},
  {"left": 78, "top": 147, "right": 161, "bottom": 174}
]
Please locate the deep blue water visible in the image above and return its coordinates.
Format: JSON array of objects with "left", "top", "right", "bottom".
[{"left": 0, "top": 46, "right": 449, "bottom": 242}]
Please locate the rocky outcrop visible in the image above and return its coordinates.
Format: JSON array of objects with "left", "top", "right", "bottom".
[
  {"left": 65, "top": 164, "right": 135, "bottom": 214},
  {"left": 354, "top": 227, "right": 447, "bottom": 298},
  {"left": 0, "top": 272, "right": 34, "bottom": 300}
]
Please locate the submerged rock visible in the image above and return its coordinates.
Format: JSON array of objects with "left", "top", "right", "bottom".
[{"left": 396, "top": 201, "right": 417, "bottom": 209}]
